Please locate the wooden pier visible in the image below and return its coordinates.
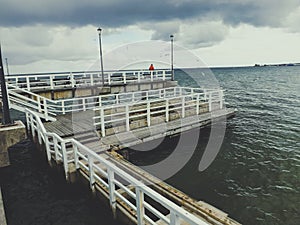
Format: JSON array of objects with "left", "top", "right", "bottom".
[{"left": 2, "top": 69, "right": 240, "bottom": 225}]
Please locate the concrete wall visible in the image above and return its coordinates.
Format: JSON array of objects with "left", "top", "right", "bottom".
[
  {"left": 0, "top": 121, "right": 27, "bottom": 167},
  {"left": 29, "top": 80, "right": 178, "bottom": 100}
]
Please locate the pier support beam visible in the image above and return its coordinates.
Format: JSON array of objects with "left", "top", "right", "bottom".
[{"left": 0, "top": 120, "right": 26, "bottom": 167}]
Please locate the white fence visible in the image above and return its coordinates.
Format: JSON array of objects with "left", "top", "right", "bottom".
[
  {"left": 7, "top": 84, "right": 224, "bottom": 123},
  {"left": 94, "top": 89, "right": 223, "bottom": 137},
  {"left": 6, "top": 69, "right": 172, "bottom": 91},
  {"left": 26, "top": 109, "right": 209, "bottom": 225}
]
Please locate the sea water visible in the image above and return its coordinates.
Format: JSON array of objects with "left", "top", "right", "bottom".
[{"left": 169, "top": 66, "right": 300, "bottom": 225}]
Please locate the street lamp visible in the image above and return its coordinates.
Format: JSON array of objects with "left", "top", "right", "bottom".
[
  {"left": 5, "top": 58, "right": 9, "bottom": 75},
  {"left": 0, "top": 44, "right": 12, "bottom": 125},
  {"left": 170, "top": 34, "right": 174, "bottom": 81},
  {"left": 97, "top": 27, "right": 104, "bottom": 86}
]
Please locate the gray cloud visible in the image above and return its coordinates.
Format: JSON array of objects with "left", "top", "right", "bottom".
[
  {"left": 1, "top": 0, "right": 300, "bottom": 29},
  {"left": 1, "top": 0, "right": 300, "bottom": 71}
]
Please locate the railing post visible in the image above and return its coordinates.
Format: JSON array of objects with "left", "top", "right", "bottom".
[
  {"left": 125, "top": 105, "right": 130, "bottom": 131},
  {"left": 44, "top": 99, "right": 49, "bottom": 121},
  {"left": 116, "top": 94, "right": 119, "bottom": 104},
  {"left": 26, "top": 77, "right": 30, "bottom": 91},
  {"left": 163, "top": 70, "right": 166, "bottom": 80},
  {"left": 196, "top": 94, "right": 200, "bottom": 115},
  {"left": 150, "top": 71, "right": 153, "bottom": 82},
  {"left": 61, "top": 141, "right": 69, "bottom": 179},
  {"left": 98, "top": 96, "right": 102, "bottom": 107},
  {"left": 73, "top": 144, "right": 79, "bottom": 169},
  {"left": 100, "top": 108, "right": 105, "bottom": 137},
  {"left": 53, "top": 137, "right": 59, "bottom": 161},
  {"left": 90, "top": 73, "right": 94, "bottom": 86},
  {"left": 123, "top": 73, "right": 127, "bottom": 84},
  {"left": 107, "top": 169, "right": 116, "bottom": 210},
  {"left": 173, "top": 87, "right": 176, "bottom": 96},
  {"left": 170, "top": 211, "right": 180, "bottom": 225},
  {"left": 50, "top": 76, "right": 54, "bottom": 89},
  {"left": 83, "top": 99, "right": 86, "bottom": 111},
  {"left": 108, "top": 73, "right": 111, "bottom": 85},
  {"left": 138, "top": 72, "right": 141, "bottom": 82},
  {"left": 61, "top": 101, "right": 65, "bottom": 114},
  {"left": 136, "top": 187, "right": 145, "bottom": 225},
  {"left": 70, "top": 72, "right": 75, "bottom": 88},
  {"left": 30, "top": 114, "right": 35, "bottom": 137},
  {"left": 209, "top": 92, "right": 212, "bottom": 112},
  {"left": 181, "top": 96, "right": 185, "bottom": 118},
  {"left": 37, "top": 123, "right": 42, "bottom": 144},
  {"left": 166, "top": 99, "right": 169, "bottom": 122},
  {"left": 45, "top": 134, "right": 51, "bottom": 162},
  {"left": 26, "top": 112, "right": 30, "bottom": 131},
  {"left": 88, "top": 154, "right": 95, "bottom": 191},
  {"left": 37, "top": 96, "right": 42, "bottom": 112},
  {"left": 147, "top": 102, "right": 151, "bottom": 126}
]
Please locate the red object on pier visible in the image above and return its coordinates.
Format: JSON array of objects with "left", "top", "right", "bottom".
[{"left": 149, "top": 64, "right": 154, "bottom": 70}]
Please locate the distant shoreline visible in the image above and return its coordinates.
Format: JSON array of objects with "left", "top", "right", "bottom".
[{"left": 253, "top": 63, "right": 300, "bottom": 67}]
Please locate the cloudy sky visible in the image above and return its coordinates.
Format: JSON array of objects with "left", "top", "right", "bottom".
[{"left": 0, "top": 0, "right": 300, "bottom": 74}]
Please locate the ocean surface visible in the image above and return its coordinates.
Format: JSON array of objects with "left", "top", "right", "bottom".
[
  {"left": 171, "top": 66, "right": 300, "bottom": 225},
  {"left": 1, "top": 66, "right": 299, "bottom": 225}
]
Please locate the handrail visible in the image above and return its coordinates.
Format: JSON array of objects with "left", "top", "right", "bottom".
[
  {"left": 5, "top": 69, "right": 172, "bottom": 91},
  {"left": 6, "top": 84, "right": 224, "bottom": 123},
  {"left": 25, "top": 108, "right": 209, "bottom": 225},
  {"left": 94, "top": 89, "right": 224, "bottom": 136}
]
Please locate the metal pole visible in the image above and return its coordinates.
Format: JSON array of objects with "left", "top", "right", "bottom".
[
  {"left": 97, "top": 27, "right": 105, "bottom": 86},
  {"left": 170, "top": 35, "right": 174, "bottom": 81},
  {"left": 0, "top": 44, "right": 12, "bottom": 125},
  {"left": 5, "top": 58, "right": 9, "bottom": 75}
]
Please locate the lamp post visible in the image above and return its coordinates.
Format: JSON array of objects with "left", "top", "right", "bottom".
[
  {"left": 170, "top": 34, "right": 174, "bottom": 81},
  {"left": 5, "top": 58, "right": 9, "bottom": 75},
  {"left": 97, "top": 27, "right": 104, "bottom": 86},
  {"left": 0, "top": 44, "right": 12, "bottom": 125}
]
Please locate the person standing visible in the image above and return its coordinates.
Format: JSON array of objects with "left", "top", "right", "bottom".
[{"left": 149, "top": 64, "right": 154, "bottom": 70}]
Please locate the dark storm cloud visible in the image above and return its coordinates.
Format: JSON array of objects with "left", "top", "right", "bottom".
[{"left": 0, "top": 0, "right": 299, "bottom": 28}]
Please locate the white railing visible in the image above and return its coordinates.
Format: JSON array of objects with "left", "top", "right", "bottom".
[
  {"left": 6, "top": 69, "right": 172, "bottom": 91},
  {"left": 26, "top": 109, "right": 209, "bottom": 225},
  {"left": 94, "top": 89, "right": 224, "bottom": 137},
  {"left": 7, "top": 84, "right": 224, "bottom": 123}
]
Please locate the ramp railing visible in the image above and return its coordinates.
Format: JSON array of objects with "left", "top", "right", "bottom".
[
  {"left": 26, "top": 109, "right": 209, "bottom": 225},
  {"left": 6, "top": 84, "right": 224, "bottom": 124}
]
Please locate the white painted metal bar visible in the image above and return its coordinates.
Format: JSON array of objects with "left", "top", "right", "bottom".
[
  {"left": 136, "top": 187, "right": 145, "bottom": 225},
  {"left": 170, "top": 211, "right": 180, "bottom": 225},
  {"left": 88, "top": 155, "right": 95, "bottom": 190},
  {"left": 25, "top": 109, "right": 212, "bottom": 225},
  {"left": 108, "top": 169, "right": 117, "bottom": 210},
  {"left": 61, "top": 141, "right": 69, "bottom": 179},
  {"left": 100, "top": 108, "right": 105, "bottom": 137}
]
